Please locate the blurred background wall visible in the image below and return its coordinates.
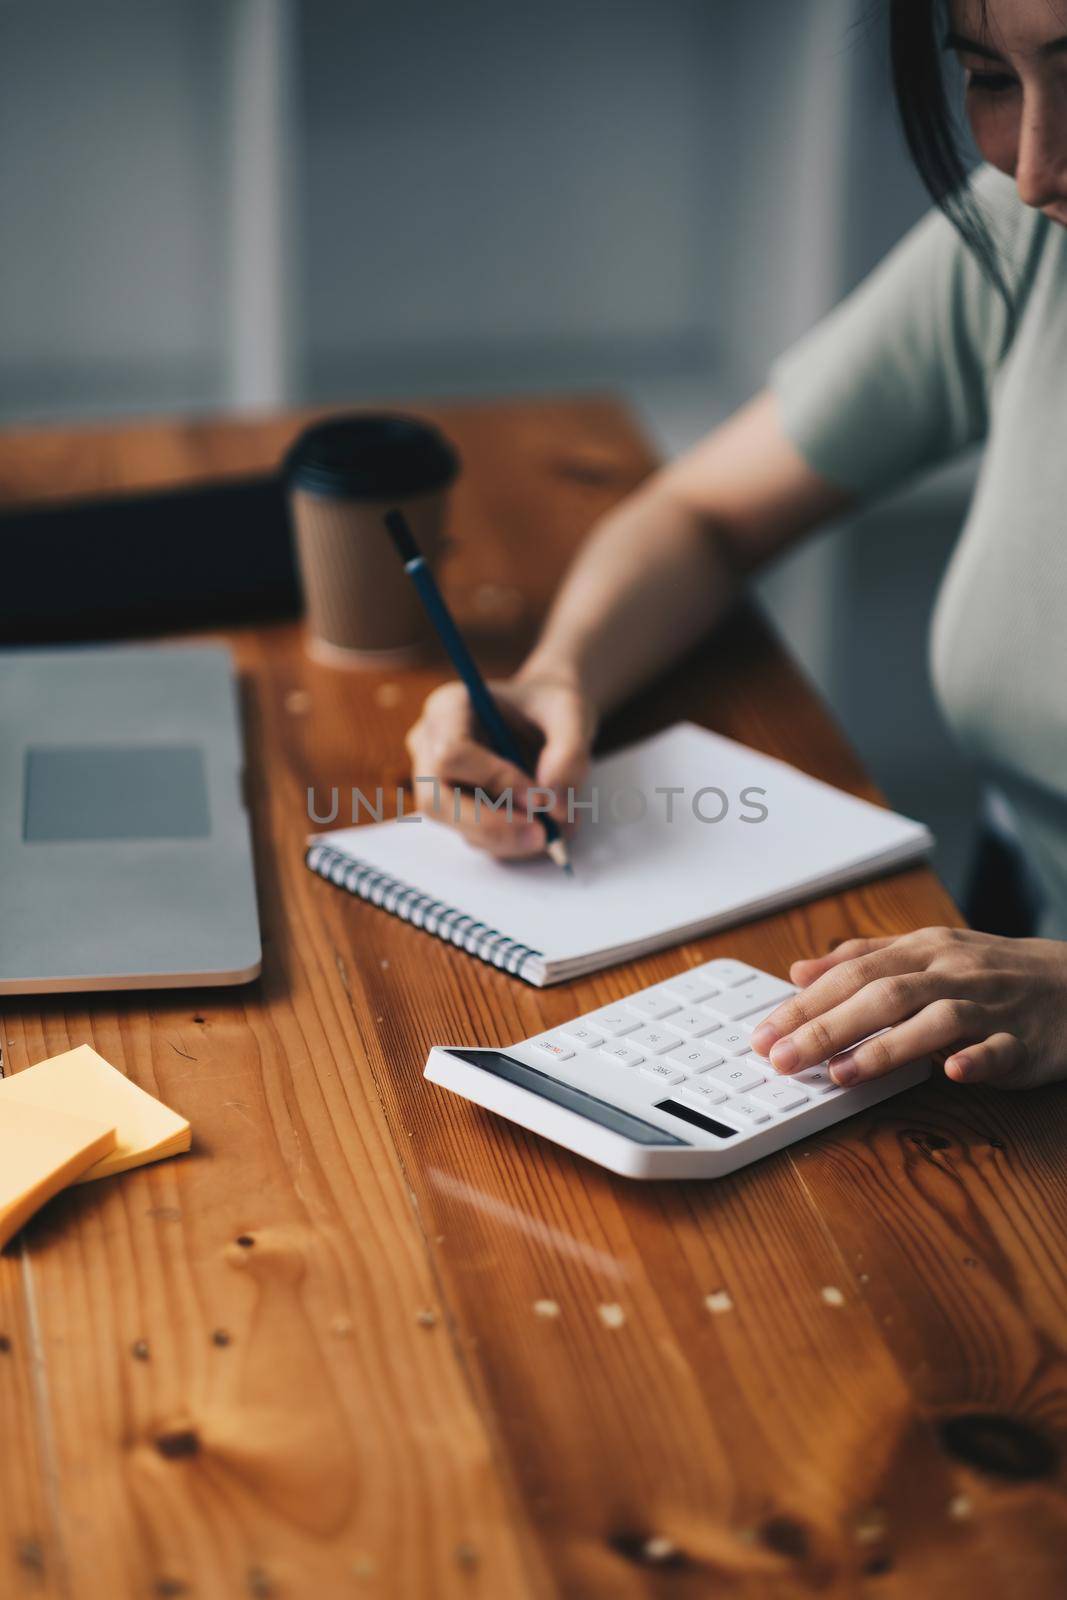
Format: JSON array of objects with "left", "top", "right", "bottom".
[{"left": 0, "top": 0, "right": 982, "bottom": 893}]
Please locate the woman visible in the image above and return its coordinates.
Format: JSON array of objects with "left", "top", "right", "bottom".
[{"left": 406, "top": 0, "right": 1067, "bottom": 1091}]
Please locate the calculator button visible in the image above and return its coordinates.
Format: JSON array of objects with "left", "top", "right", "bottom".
[
  {"left": 558, "top": 1023, "right": 605, "bottom": 1050},
  {"left": 717, "top": 1029, "right": 753, "bottom": 1057},
  {"left": 795, "top": 1065, "right": 837, "bottom": 1095},
  {"left": 740, "top": 1003, "right": 781, "bottom": 1032},
  {"left": 700, "top": 959, "right": 758, "bottom": 987},
  {"left": 751, "top": 1081, "right": 810, "bottom": 1112},
  {"left": 532, "top": 1037, "right": 575, "bottom": 1061},
  {"left": 706, "top": 976, "right": 794, "bottom": 1022},
  {"left": 663, "top": 974, "right": 721, "bottom": 1004},
  {"left": 591, "top": 1008, "right": 641, "bottom": 1037},
  {"left": 640, "top": 1061, "right": 685, "bottom": 1086},
  {"left": 680, "top": 1079, "right": 728, "bottom": 1108},
  {"left": 724, "top": 1096, "right": 772, "bottom": 1124},
  {"left": 668, "top": 1008, "right": 720, "bottom": 1038},
  {"left": 709, "top": 1060, "right": 767, "bottom": 1093},
  {"left": 625, "top": 991, "right": 681, "bottom": 1022},
  {"left": 666, "top": 1041, "right": 726, "bottom": 1074},
  {"left": 600, "top": 1041, "right": 646, "bottom": 1068},
  {"left": 629, "top": 1024, "right": 683, "bottom": 1055}
]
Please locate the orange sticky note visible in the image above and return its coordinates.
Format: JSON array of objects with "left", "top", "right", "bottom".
[
  {"left": 0, "top": 1100, "right": 116, "bottom": 1250},
  {"left": 0, "top": 1045, "right": 190, "bottom": 1183}
]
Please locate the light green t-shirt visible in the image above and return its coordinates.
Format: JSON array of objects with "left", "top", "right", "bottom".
[{"left": 771, "top": 165, "right": 1067, "bottom": 937}]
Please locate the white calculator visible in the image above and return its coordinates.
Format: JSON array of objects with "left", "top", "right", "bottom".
[{"left": 424, "top": 958, "right": 930, "bottom": 1179}]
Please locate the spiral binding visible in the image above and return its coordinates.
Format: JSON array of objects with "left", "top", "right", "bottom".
[{"left": 305, "top": 842, "right": 543, "bottom": 982}]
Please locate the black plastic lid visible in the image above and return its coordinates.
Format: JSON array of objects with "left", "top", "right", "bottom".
[{"left": 284, "top": 412, "right": 460, "bottom": 501}]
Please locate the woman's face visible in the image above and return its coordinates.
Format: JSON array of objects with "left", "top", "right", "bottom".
[{"left": 949, "top": 0, "right": 1067, "bottom": 223}]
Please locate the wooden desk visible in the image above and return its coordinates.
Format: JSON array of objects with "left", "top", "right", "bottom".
[{"left": 1, "top": 398, "right": 1065, "bottom": 1599}]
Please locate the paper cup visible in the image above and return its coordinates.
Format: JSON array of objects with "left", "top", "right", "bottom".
[{"left": 285, "top": 413, "right": 460, "bottom": 667}]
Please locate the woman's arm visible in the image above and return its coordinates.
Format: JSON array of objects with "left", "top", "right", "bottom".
[
  {"left": 405, "top": 390, "right": 850, "bottom": 857},
  {"left": 522, "top": 390, "right": 851, "bottom": 714}
]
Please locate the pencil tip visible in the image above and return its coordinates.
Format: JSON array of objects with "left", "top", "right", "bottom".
[{"left": 546, "top": 838, "right": 572, "bottom": 874}]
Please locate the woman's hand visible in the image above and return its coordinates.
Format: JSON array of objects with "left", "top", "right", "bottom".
[
  {"left": 404, "top": 664, "right": 597, "bottom": 858},
  {"left": 749, "top": 927, "right": 1067, "bottom": 1090}
]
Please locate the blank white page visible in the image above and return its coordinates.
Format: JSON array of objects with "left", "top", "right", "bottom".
[{"left": 313, "top": 724, "right": 931, "bottom": 967}]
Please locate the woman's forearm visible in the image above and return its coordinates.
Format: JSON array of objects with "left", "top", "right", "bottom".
[
  {"left": 519, "top": 476, "right": 741, "bottom": 715},
  {"left": 518, "top": 391, "right": 850, "bottom": 716}
]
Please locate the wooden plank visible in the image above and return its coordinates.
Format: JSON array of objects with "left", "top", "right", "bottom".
[
  {"left": 1, "top": 402, "right": 621, "bottom": 1599},
  {"left": 290, "top": 676, "right": 951, "bottom": 1592},
  {"left": 280, "top": 400, "right": 1067, "bottom": 1592},
  {"left": 2, "top": 787, "right": 545, "bottom": 1598},
  {"left": 790, "top": 1076, "right": 1067, "bottom": 1594},
  {"left": 0, "top": 1252, "right": 64, "bottom": 1599},
  {"left": 0, "top": 395, "right": 1064, "bottom": 1597}
]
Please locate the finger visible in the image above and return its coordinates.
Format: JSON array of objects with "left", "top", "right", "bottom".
[
  {"left": 789, "top": 936, "right": 897, "bottom": 987},
  {"left": 412, "top": 742, "right": 532, "bottom": 820},
  {"left": 533, "top": 709, "right": 591, "bottom": 825},
  {"left": 454, "top": 817, "right": 546, "bottom": 859},
  {"left": 945, "top": 1032, "right": 1030, "bottom": 1088},
  {"left": 758, "top": 971, "right": 951, "bottom": 1074},
  {"left": 432, "top": 789, "right": 545, "bottom": 857},
  {"left": 409, "top": 682, "right": 534, "bottom": 793},
  {"left": 751, "top": 945, "right": 932, "bottom": 1066},
  {"left": 407, "top": 684, "right": 475, "bottom": 754},
  {"left": 443, "top": 743, "right": 533, "bottom": 801},
  {"left": 827, "top": 998, "right": 990, "bottom": 1085},
  {"left": 422, "top": 790, "right": 543, "bottom": 864}
]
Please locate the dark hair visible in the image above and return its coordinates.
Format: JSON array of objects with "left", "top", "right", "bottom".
[{"left": 888, "top": 0, "right": 1010, "bottom": 301}]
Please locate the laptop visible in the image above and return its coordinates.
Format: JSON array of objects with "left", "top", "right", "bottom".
[{"left": 0, "top": 644, "right": 261, "bottom": 994}]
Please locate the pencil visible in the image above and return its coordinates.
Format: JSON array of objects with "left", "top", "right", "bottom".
[{"left": 384, "top": 508, "right": 572, "bottom": 873}]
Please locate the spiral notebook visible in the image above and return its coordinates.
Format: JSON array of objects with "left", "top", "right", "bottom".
[{"left": 305, "top": 723, "right": 933, "bottom": 986}]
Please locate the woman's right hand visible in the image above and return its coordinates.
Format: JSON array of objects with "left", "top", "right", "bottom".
[{"left": 404, "top": 664, "right": 597, "bottom": 858}]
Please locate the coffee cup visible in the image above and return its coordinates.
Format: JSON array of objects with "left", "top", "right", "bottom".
[{"left": 284, "top": 412, "right": 460, "bottom": 667}]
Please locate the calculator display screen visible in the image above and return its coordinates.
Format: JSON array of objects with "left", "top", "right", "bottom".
[{"left": 446, "top": 1049, "right": 689, "bottom": 1146}]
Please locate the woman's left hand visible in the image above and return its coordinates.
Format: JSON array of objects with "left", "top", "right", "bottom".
[{"left": 748, "top": 927, "right": 1067, "bottom": 1090}]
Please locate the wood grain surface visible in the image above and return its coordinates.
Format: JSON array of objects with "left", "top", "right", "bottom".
[{"left": 1, "top": 397, "right": 1065, "bottom": 1599}]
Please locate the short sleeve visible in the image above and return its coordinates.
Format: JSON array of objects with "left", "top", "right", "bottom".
[{"left": 770, "top": 171, "right": 1017, "bottom": 500}]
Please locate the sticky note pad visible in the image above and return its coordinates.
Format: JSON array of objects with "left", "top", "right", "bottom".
[
  {"left": 0, "top": 1045, "right": 191, "bottom": 1183},
  {"left": 0, "top": 1100, "right": 116, "bottom": 1250}
]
